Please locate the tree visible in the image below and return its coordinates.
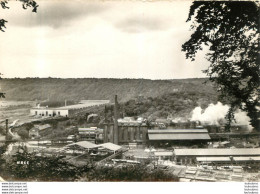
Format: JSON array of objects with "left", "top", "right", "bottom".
[
  {"left": 0, "top": 0, "right": 39, "bottom": 98},
  {"left": 2, "top": 146, "right": 94, "bottom": 181},
  {"left": 17, "top": 129, "right": 29, "bottom": 139},
  {"left": 1, "top": 0, "right": 38, "bottom": 32},
  {"left": 182, "top": 1, "right": 260, "bottom": 130},
  {"left": 0, "top": 73, "right": 5, "bottom": 98},
  {"left": 80, "top": 164, "right": 179, "bottom": 182}
]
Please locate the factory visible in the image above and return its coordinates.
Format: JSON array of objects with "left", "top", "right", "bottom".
[
  {"left": 148, "top": 129, "right": 211, "bottom": 146},
  {"left": 59, "top": 141, "right": 123, "bottom": 155},
  {"left": 174, "top": 148, "right": 260, "bottom": 165},
  {"left": 30, "top": 100, "right": 109, "bottom": 117}
]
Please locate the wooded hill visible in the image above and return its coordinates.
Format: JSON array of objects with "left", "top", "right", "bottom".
[{"left": 0, "top": 78, "right": 217, "bottom": 103}]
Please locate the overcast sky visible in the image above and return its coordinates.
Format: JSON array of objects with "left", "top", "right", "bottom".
[{"left": 0, "top": 0, "right": 209, "bottom": 79}]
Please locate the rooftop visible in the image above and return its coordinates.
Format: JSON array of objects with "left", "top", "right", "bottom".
[
  {"left": 66, "top": 141, "right": 98, "bottom": 149},
  {"left": 154, "top": 151, "right": 173, "bottom": 156},
  {"left": 196, "top": 157, "right": 231, "bottom": 162},
  {"left": 149, "top": 133, "right": 211, "bottom": 140},
  {"left": 31, "top": 100, "right": 110, "bottom": 110},
  {"left": 233, "top": 156, "right": 260, "bottom": 161},
  {"left": 99, "top": 143, "right": 122, "bottom": 151},
  {"left": 175, "top": 148, "right": 260, "bottom": 156},
  {"left": 148, "top": 129, "right": 208, "bottom": 133},
  {"left": 64, "top": 141, "right": 122, "bottom": 151}
]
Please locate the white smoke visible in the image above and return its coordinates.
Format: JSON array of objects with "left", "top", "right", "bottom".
[{"left": 191, "top": 102, "right": 252, "bottom": 130}]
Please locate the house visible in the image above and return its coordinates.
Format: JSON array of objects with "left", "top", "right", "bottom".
[{"left": 29, "top": 124, "right": 52, "bottom": 138}]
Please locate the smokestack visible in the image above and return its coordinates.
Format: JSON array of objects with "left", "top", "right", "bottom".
[
  {"left": 65, "top": 100, "right": 67, "bottom": 107},
  {"left": 104, "top": 105, "right": 108, "bottom": 123},
  {"left": 5, "top": 119, "right": 8, "bottom": 141},
  {"left": 114, "top": 95, "right": 119, "bottom": 144}
]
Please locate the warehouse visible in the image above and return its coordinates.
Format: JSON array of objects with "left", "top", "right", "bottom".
[
  {"left": 59, "top": 141, "right": 99, "bottom": 154},
  {"left": 174, "top": 148, "right": 260, "bottom": 165},
  {"left": 58, "top": 141, "right": 122, "bottom": 155},
  {"left": 148, "top": 129, "right": 211, "bottom": 146},
  {"left": 30, "top": 100, "right": 109, "bottom": 117},
  {"left": 154, "top": 151, "right": 174, "bottom": 161}
]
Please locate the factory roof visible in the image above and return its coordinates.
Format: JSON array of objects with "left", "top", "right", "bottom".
[
  {"left": 31, "top": 100, "right": 110, "bottom": 111},
  {"left": 78, "top": 128, "right": 96, "bottom": 131},
  {"left": 63, "top": 141, "right": 122, "bottom": 151},
  {"left": 233, "top": 157, "right": 260, "bottom": 161},
  {"left": 148, "top": 133, "right": 211, "bottom": 140},
  {"left": 196, "top": 157, "right": 231, "bottom": 162},
  {"left": 174, "top": 148, "right": 260, "bottom": 156},
  {"left": 154, "top": 151, "right": 173, "bottom": 156},
  {"left": 196, "top": 156, "right": 260, "bottom": 162},
  {"left": 98, "top": 143, "right": 122, "bottom": 151},
  {"left": 66, "top": 141, "right": 98, "bottom": 149},
  {"left": 148, "top": 129, "right": 208, "bottom": 133}
]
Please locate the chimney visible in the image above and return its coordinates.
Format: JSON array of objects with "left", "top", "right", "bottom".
[
  {"left": 5, "top": 119, "right": 8, "bottom": 140},
  {"left": 113, "top": 95, "right": 119, "bottom": 144},
  {"left": 65, "top": 100, "right": 67, "bottom": 107}
]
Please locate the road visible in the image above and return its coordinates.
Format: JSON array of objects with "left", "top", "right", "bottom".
[{"left": 0, "top": 136, "right": 5, "bottom": 141}]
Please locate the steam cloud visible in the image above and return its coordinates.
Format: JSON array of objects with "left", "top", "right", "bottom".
[{"left": 191, "top": 102, "right": 252, "bottom": 130}]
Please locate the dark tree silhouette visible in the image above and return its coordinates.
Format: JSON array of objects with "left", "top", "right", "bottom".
[
  {"left": 0, "top": 0, "right": 39, "bottom": 97},
  {"left": 0, "top": 0, "right": 38, "bottom": 32},
  {"left": 182, "top": 1, "right": 260, "bottom": 130}
]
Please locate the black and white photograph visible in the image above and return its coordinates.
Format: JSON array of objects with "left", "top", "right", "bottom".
[{"left": 0, "top": 0, "right": 259, "bottom": 189}]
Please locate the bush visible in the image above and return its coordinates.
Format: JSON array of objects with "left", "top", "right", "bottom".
[
  {"left": 2, "top": 147, "right": 93, "bottom": 181},
  {"left": 17, "top": 129, "right": 29, "bottom": 139},
  {"left": 81, "top": 164, "right": 179, "bottom": 182}
]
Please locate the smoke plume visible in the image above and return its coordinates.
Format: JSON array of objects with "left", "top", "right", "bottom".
[{"left": 191, "top": 102, "right": 252, "bottom": 130}]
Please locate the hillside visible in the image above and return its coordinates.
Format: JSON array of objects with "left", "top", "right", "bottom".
[
  {"left": 0, "top": 78, "right": 217, "bottom": 103},
  {"left": 121, "top": 91, "right": 218, "bottom": 119}
]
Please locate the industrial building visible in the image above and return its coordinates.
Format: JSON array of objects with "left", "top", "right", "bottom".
[
  {"left": 59, "top": 141, "right": 122, "bottom": 155},
  {"left": 30, "top": 100, "right": 109, "bottom": 117},
  {"left": 174, "top": 148, "right": 260, "bottom": 165},
  {"left": 147, "top": 129, "right": 211, "bottom": 146},
  {"left": 78, "top": 127, "right": 103, "bottom": 143}
]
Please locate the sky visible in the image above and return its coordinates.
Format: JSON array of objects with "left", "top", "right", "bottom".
[{"left": 0, "top": 0, "right": 210, "bottom": 79}]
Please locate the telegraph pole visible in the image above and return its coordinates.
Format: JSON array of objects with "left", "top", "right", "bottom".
[
  {"left": 5, "top": 119, "right": 8, "bottom": 141},
  {"left": 113, "top": 95, "right": 119, "bottom": 144}
]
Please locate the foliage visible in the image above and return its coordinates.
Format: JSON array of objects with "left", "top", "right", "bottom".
[
  {"left": 81, "top": 164, "right": 179, "bottom": 182},
  {"left": 0, "top": 0, "right": 38, "bottom": 32},
  {"left": 17, "top": 129, "right": 29, "bottom": 139},
  {"left": 0, "top": 146, "right": 178, "bottom": 182},
  {"left": 1, "top": 78, "right": 216, "bottom": 102},
  {"left": 2, "top": 146, "right": 93, "bottom": 181},
  {"left": 182, "top": 1, "right": 260, "bottom": 130},
  {"left": 0, "top": 73, "right": 5, "bottom": 98},
  {"left": 119, "top": 91, "right": 217, "bottom": 119}
]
